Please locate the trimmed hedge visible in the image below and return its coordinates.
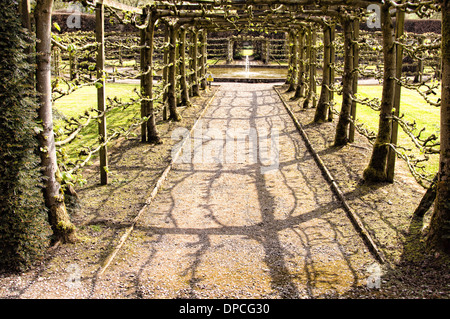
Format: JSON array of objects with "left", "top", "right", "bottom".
[{"left": 0, "top": 2, "right": 51, "bottom": 272}]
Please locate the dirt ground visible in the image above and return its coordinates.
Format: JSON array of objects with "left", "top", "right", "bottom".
[{"left": 0, "top": 83, "right": 449, "bottom": 299}]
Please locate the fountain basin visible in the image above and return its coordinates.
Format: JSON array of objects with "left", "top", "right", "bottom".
[{"left": 208, "top": 66, "right": 288, "bottom": 83}]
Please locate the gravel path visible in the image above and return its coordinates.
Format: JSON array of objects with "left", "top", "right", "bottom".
[
  {"left": 1, "top": 83, "right": 377, "bottom": 299},
  {"left": 92, "top": 83, "right": 376, "bottom": 298}
]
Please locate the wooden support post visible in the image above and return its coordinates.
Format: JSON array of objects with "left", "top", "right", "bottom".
[
  {"left": 386, "top": 7, "right": 405, "bottom": 182},
  {"left": 96, "top": 2, "right": 108, "bottom": 185},
  {"left": 349, "top": 18, "right": 360, "bottom": 143}
]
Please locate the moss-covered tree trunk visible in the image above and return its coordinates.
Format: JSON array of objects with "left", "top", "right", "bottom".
[
  {"left": 428, "top": 0, "right": 450, "bottom": 253},
  {"left": 334, "top": 15, "right": 354, "bottom": 145},
  {"left": 168, "top": 23, "right": 182, "bottom": 122},
  {"left": 314, "top": 24, "right": 331, "bottom": 123},
  {"left": 179, "top": 27, "right": 191, "bottom": 107},
  {"left": 363, "top": 3, "right": 396, "bottom": 181},
  {"left": 35, "top": 0, "right": 77, "bottom": 243}
]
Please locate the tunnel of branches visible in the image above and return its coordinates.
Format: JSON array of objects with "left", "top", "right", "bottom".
[
  {"left": 46, "top": 0, "right": 447, "bottom": 248},
  {"left": 49, "top": 0, "right": 442, "bottom": 186},
  {"left": 2, "top": 0, "right": 449, "bottom": 272}
]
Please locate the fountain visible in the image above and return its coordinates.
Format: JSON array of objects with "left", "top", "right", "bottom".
[
  {"left": 208, "top": 41, "right": 288, "bottom": 82},
  {"left": 244, "top": 55, "right": 250, "bottom": 77}
]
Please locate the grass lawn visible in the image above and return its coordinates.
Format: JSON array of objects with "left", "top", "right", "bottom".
[
  {"left": 53, "top": 83, "right": 140, "bottom": 167},
  {"left": 333, "top": 84, "right": 441, "bottom": 176},
  {"left": 53, "top": 81, "right": 441, "bottom": 179}
]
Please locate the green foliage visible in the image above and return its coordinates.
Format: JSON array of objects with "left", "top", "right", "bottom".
[{"left": 0, "top": 1, "right": 51, "bottom": 272}]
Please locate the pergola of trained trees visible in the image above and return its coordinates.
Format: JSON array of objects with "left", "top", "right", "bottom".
[{"left": 2, "top": 0, "right": 449, "bottom": 270}]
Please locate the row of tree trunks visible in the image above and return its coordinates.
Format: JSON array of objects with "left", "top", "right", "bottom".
[
  {"left": 29, "top": 0, "right": 450, "bottom": 255},
  {"left": 165, "top": 25, "right": 208, "bottom": 122}
]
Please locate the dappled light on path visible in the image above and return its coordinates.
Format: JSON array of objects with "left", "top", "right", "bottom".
[{"left": 98, "top": 84, "right": 375, "bottom": 298}]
